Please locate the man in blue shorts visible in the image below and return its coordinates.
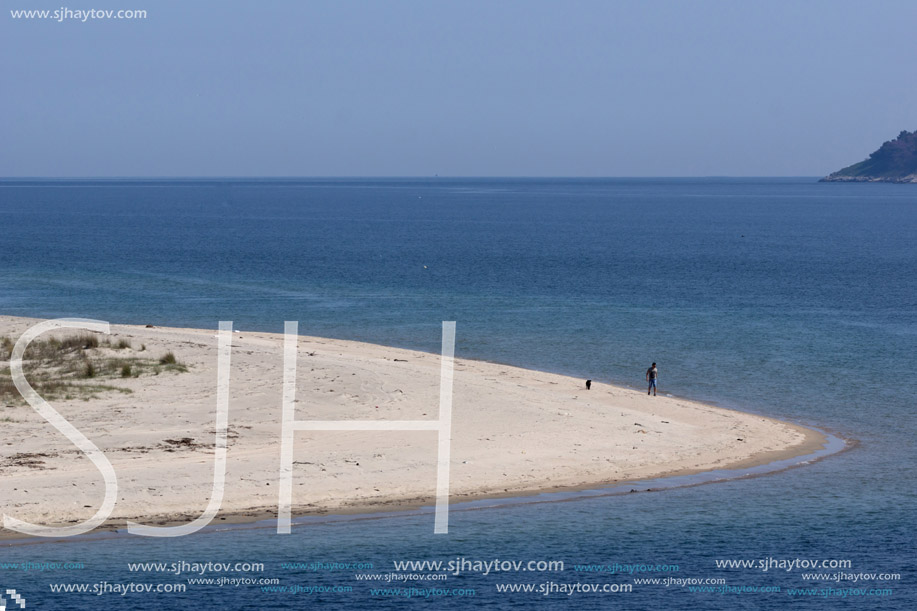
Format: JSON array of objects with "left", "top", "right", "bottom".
[{"left": 646, "top": 362, "right": 658, "bottom": 396}]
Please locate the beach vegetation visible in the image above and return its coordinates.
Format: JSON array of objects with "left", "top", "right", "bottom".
[{"left": 0, "top": 332, "right": 188, "bottom": 405}]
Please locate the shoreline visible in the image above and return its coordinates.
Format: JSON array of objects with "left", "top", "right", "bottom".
[
  {"left": 0, "top": 315, "right": 835, "bottom": 541},
  {"left": 0, "top": 427, "right": 850, "bottom": 547}
]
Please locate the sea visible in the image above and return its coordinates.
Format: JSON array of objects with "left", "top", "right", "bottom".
[{"left": 0, "top": 178, "right": 914, "bottom": 609}]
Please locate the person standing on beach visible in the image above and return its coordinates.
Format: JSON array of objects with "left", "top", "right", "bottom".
[{"left": 646, "top": 362, "right": 658, "bottom": 396}]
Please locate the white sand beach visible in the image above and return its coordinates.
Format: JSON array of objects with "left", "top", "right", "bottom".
[{"left": 0, "top": 315, "right": 824, "bottom": 536}]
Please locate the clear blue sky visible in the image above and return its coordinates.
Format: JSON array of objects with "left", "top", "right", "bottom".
[{"left": 2, "top": 0, "right": 915, "bottom": 177}]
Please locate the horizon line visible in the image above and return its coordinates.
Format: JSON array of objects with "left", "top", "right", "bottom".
[{"left": 0, "top": 175, "right": 825, "bottom": 181}]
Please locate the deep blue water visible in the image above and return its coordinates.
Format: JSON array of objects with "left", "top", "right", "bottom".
[{"left": 0, "top": 178, "right": 914, "bottom": 609}]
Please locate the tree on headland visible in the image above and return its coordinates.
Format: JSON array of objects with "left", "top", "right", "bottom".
[{"left": 822, "top": 129, "right": 917, "bottom": 183}]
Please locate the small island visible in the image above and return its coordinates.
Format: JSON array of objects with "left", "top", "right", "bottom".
[{"left": 821, "top": 129, "right": 917, "bottom": 183}]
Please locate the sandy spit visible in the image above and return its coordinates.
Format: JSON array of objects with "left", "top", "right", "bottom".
[{"left": 0, "top": 316, "right": 824, "bottom": 538}]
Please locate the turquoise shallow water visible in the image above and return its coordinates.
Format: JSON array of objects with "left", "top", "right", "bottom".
[{"left": 0, "top": 178, "right": 914, "bottom": 609}]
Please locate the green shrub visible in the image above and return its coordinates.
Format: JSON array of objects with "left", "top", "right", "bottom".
[
  {"left": 121, "top": 364, "right": 132, "bottom": 378},
  {"left": 159, "top": 352, "right": 177, "bottom": 365}
]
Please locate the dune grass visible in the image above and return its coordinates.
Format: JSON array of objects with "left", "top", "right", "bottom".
[{"left": 0, "top": 333, "right": 187, "bottom": 405}]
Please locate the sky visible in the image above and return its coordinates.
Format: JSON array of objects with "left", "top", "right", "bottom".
[{"left": 1, "top": 0, "right": 915, "bottom": 177}]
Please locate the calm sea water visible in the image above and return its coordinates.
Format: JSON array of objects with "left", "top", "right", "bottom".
[{"left": 0, "top": 178, "right": 914, "bottom": 609}]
